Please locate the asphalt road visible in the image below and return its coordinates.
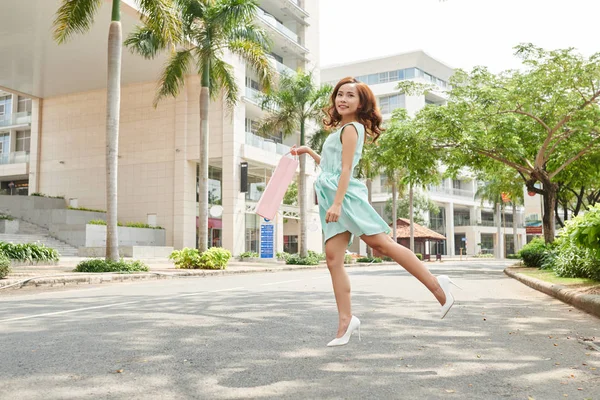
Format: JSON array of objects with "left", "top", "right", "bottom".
[{"left": 1, "top": 261, "right": 599, "bottom": 400}]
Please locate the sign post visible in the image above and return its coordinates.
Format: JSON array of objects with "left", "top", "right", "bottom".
[{"left": 260, "top": 217, "right": 275, "bottom": 260}]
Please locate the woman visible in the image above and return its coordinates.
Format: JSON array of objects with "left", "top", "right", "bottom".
[{"left": 291, "top": 77, "right": 460, "bottom": 347}]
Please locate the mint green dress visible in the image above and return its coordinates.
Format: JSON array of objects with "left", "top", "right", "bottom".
[{"left": 315, "top": 121, "right": 391, "bottom": 245}]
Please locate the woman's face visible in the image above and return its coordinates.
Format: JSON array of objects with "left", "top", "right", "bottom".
[{"left": 335, "top": 83, "right": 361, "bottom": 117}]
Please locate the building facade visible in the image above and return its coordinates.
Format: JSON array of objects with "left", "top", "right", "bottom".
[
  {"left": 0, "top": 0, "right": 323, "bottom": 256},
  {"left": 322, "top": 51, "right": 527, "bottom": 258}
]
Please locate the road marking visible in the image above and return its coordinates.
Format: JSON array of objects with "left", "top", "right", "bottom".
[
  {"left": 0, "top": 301, "right": 141, "bottom": 323},
  {"left": 177, "top": 286, "right": 245, "bottom": 297},
  {"left": 0, "top": 287, "right": 246, "bottom": 322},
  {"left": 260, "top": 279, "right": 301, "bottom": 286}
]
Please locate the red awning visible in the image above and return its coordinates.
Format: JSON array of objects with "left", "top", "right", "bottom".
[{"left": 197, "top": 217, "right": 222, "bottom": 229}]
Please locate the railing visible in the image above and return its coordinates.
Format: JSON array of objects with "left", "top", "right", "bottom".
[
  {"left": 245, "top": 132, "right": 291, "bottom": 155},
  {"left": 0, "top": 151, "right": 30, "bottom": 165},
  {"left": 269, "top": 57, "right": 295, "bottom": 76},
  {"left": 257, "top": 8, "right": 300, "bottom": 43},
  {"left": 0, "top": 112, "right": 32, "bottom": 127},
  {"left": 428, "top": 185, "right": 474, "bottom": 199},
  {"left": 245, "top": 87, "right": 261, "bottom": 103}
]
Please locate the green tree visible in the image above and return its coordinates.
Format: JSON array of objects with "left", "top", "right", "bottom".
[
  {"left": 384, "top": 192, "right": 438, "bottom": 226},
  {"left": 377, "top": 108, "right": 442, "bottom": 250},
  {"left": 53, "top": 0, "right": 180, "bottom": 261},
  {"left": 126, "top": 0, "right": 275, "bottom": 251},
  {"left": 257, "top": 72, "right": 331, "bottom": 257},
  {"left": 410, "top": 44, "right": 600, "bottom": 243}
]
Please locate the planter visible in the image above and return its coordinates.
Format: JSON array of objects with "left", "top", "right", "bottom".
[{"left": 0, "top": 219, "right": 19, "bottom": 234}]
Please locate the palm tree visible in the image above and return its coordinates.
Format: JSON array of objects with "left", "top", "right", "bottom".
[
  {"left": 53, "top": 0, "right": 181, "bottom": 261},
  {"left": 258, "top": 72, "right": 331, "bottom": 257},
  {"left": 126, "top": 0, "right": 275, "bottom": 252},
  {"left": 356, "top": 145, "right": 381, "bottom": 256}
]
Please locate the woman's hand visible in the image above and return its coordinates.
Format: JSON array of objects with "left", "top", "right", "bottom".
[
  {"left": 326, "top": 203, "right": 342, "bottom": 223},
  {"left": 290, "top": 145, "right": 310, "bottom": 156}
]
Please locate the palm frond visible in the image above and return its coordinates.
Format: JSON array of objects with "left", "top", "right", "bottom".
[
  {"left": 155, "top": 48, "right": 193, "bottom": 106},
  {"left": 137, "top": 0, "right": 183, "bottom": 48},
  {"left": 228, "top": 39, "right": 275, "bottom": 92},
  {"left": 226, "top": 24, "right": 271, "bottom": 52},
  {"left": 307, "top": 128, "right": 329, "bottom": 155},
  {"left": 53, "top": 0, "right": 103, "bottom": 44},
  {"left": 124, "top": 25, "right": 165, "bottom": 59},
  {"left": 212, "top": 0, "right": 258, "bottom": 30},
  {"left": 211, "top": 58, "right": 239, "bottom": 110},
  {"left": 257, "top": 111, "right": 297, "bottom": 138}
]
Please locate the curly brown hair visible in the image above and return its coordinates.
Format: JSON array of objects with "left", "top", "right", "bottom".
[{"left": 323, "top": 77, "right": 384, "bottom": 142}]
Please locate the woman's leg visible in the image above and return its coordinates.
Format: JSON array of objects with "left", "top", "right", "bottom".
[
  {"left": 361, "top": 233, "right": 446, "bottom": 305},
  {"left": 325, "top": 231, "right": 353, "bottom": 337}
]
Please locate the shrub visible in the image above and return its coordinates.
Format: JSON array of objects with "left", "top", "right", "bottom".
[
  {"left": 415, "top": 253, "right": 423, "bottom": 261},
  {"left": 0, "top": 242, "right": 60, "bottom": 262},
  {"left": 74, "top": 259, "right": 149, "bottom": 273},
  {"left": 506, "top": 253, "right": 520, "bottom": 259},
  {"left": 0, "top": 214, "right": 13, "bottom": 221},
  {"left": 169, "top": 248, "right": 201, "bottom": 269},
  {"left": 239, "top": 251, "right": 259, "bottom": 260},
  {"left": 473, "top": 253, "right": 494, "bottom": 258},
  {"left": 31, "top": 193, "right": 64, "bottom": 199},
  {"left": 199, "top": 247, "right": 232, "bottom": 269},
  {"left": 276, "top": 252, "right": 290, "bottom": 261},
  {"left": 344, "top": 254, "right": 353, "bottom": 264},
  {"left": 569, "top": 205, "right": 600, "bottom": 257},
  {"left": 285, "top": 253, "right": 320, "bottom": 265},
  {"left": 518, "top": 238, "right": 551, "bottom": 268},
  {"left": 382, "top": 256, "right": 393, "bottom": 262},
  {"left": 356, "top": 256, "right": 382, "bottom": 263},
  {"left": 548, "top": 214, "right": 600, "bottom": 280},
  {"left": 308, "top": 250, "right": 326, "bottom": 261},
  {"left": 0, "top": 252, "right": 11, "bottom": 278},
  {"left": 169, "top": 247, "right": 231, "bottom": 269},
  {"left": 69, "top": 206, "right": 106, "bottom": 213}
]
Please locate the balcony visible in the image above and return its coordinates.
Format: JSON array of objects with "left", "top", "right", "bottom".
[
  {"left": 0, "top": 151, "right": 29, "bottom": 165},
  {"left": 268, "top": 56, "right": 295, "bottom": 76},
  {"left": 256, "top": 8, "right": 308, "bottom": 56},
  {"left": 246, "top": 132, "right": 291, "bottom": 155},
  {"left": 428, "top": 185, "right": 474, "bottom": 199},
  {"left": 0, "top": 112, "right": 31, "bottom": 128}
]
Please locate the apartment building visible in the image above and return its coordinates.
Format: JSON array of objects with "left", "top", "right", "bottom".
[
  {"left": 322, "top": 51, "right": 528, "bottom": 257},
  {"left": 0, "top": 0, "right": 322, "bottom": 256},
  {"left": 0, "top": 91, "right": 32, "bottom": 196}
]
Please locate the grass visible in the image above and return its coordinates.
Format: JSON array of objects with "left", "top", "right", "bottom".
[{"left": 513, "top": 267, "right": 600, "bottom": 295}]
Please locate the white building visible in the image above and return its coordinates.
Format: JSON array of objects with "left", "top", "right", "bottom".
[
  {"left": 0, "top": 0, "right": 323, "bottom": 257},
  {"left": 322, "top": 51, "right": 528, "bottom": 258}
]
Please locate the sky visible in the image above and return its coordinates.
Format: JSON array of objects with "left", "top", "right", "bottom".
[{"left": 318, "top": 0, "right": 600, "bottom": 73}]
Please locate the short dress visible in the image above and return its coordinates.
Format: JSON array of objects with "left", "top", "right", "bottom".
[{"left": 315, "top": 121, "right": 391, "bottom": 245}]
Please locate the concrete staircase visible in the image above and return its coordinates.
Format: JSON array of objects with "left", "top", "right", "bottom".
[{"left": 0, "top": 219, "right": 79, "bottom": 257}]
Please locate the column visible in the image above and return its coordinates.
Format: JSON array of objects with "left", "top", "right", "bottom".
[
  {"left": 28, "top": 98, "right": 42, "bottom": 194},
  {"left": 173, "top": 76, "right": 199, "bottom": 249},
  {"left": 445, "top": 202, "right": 455, "bottom": 256}
]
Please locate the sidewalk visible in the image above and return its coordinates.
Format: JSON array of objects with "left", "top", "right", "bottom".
[
  {"left": 1, "top": 255, "right": 498, "bottom": 290},
  {"left": 505, "top": 266, "right": 600, "bottom": 319}
]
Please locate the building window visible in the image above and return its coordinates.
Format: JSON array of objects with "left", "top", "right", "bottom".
[
  {"left": 245, "top": 214, "right": 260, "bottom": 253},
  {"left": 245, "top": 118, "right": 260, "bottom": 134},
  {"left": 284, "top": 235, "right": 298, "bottom": 254},
  {"left": 17, "top": 97, "right": 32, "bottom": 113},
  {"left": 378, "top": 94, "right": 405, "bottom": 114},
  {"left": 16, "top": 131, "right": 30, "bottom": 152}
]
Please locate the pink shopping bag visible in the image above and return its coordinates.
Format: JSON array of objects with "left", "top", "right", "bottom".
[{"left": 255, "top": 154, "right": 299, "bottom": 221}]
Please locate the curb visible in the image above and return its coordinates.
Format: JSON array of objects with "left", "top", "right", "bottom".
[
  {"left": 504, "top": 267, "right": 600, "bottom": 319},
  {"left": 0, "top": 262, "right": 390, "bottom": 291}
]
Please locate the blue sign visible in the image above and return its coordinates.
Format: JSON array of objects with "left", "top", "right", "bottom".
[{"left": 260, "top": 223, "right": 274, "bottom": 259}]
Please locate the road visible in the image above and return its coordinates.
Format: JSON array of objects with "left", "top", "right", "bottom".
[{"left": 1, "top": 261, "right": 598, "bottom": 399}]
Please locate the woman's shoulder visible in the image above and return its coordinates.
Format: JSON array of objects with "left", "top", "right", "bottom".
[{"left": 339, "top": 121, "right": 365, "bottom": 133}]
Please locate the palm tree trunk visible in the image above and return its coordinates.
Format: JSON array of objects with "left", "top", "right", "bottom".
[
  {"left": 105, "top": 0, "right": 122, "bottom": 262},
  {"left": 366, "top": 178, "right": 373, "bottom": 257},
  {"left": 197, "top": 64, "right": 210, "bottom": 252},
  {"left": 409, "top": 183, "right": 414, "bottom": 252},
  {"left": 298, "top": 119, "right": 307, "bottom": 257},
  {"left": 392, "top": 178, "right": 397, "bottom": 243}
]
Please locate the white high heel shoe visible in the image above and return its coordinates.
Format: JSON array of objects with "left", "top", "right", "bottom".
[
  {"left": 327, "top": 315, "right": 361, "bottom": 347},
  {"left": 438, "top": 275, "right": 462, "bottom": 319}
]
